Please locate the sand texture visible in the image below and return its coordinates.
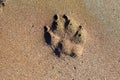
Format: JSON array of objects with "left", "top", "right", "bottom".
[{"left": 0, "top": 0, "right": 120, "bottom": 80}]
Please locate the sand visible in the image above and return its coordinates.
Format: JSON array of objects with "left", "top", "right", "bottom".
[{"left": 0, "top": 0, "right": 120, "bottom": 80}]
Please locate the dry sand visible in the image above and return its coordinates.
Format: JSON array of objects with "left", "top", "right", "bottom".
[{"left": 0, "top": 0, "right": 120, "bottom": 80}]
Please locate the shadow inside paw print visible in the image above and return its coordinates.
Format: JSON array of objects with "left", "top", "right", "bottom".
[
  {"left": 44, "top": 14, "right": 86, "bottom": 58},
  {"left": 44, "top": 26, "right": 52, "bottom": 46}
]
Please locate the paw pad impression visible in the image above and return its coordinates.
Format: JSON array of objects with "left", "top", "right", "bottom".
[{"left": 44, "top": 14, "right": 86, "bottom": 58}]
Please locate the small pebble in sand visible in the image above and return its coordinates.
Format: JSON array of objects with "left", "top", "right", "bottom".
[
  {"left": 32, "top": 25, "right": 34, "bottom": 27},
  {"left": 81, "top": 61, "right": 83, "bottom": 63},
  {"left": 88, "top": 78, "right": 91, "bottom": 80},
  {"left": 52, "top": 66, "right": 54, "bottom": 69},
  {"left": 58, "top": 71, "right": 61, "bottom": 73},
  {"left": 74, "top": 66, "right": 76, "bottom": 70}
]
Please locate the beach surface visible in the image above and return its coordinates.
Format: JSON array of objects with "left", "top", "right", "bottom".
[{"left": 0, "top": 0, "right": 120, "bottom": 80}]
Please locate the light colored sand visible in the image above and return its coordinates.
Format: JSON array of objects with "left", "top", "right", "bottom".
[{"left": 0, "top": 0, "right": 120, "bottom": 80}]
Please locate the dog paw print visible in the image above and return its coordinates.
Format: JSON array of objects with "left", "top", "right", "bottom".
[{"left": 44, "top": 14, "right": 86, "bottom": 58}]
